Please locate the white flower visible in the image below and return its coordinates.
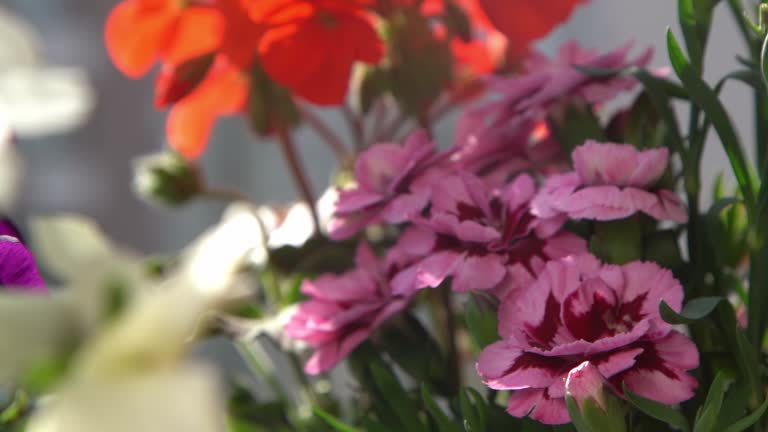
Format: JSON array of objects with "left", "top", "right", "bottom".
[{"left": 0, "top": 6, "right": 93, "bottom": 137}]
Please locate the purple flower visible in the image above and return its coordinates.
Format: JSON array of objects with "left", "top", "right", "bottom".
[
  {"left": 388, "top": 173, "right": 586, "bottom": 296},
  {"left": 0, "top": 220, "right": 46, "bottom": 292},
  {"left": 328, "top": 130, "right": 445, "bottom": 240},
  {"left": 476, "top": 254, "right": 698, "bottom": 425},
  {"left": 285, "top": 242, "right": 411, "bottom": 374},
  {"left": 450, "top": 41, "right": 651, "bottom": 181},
  {"left": 531, "top": 141, "right": 687, "bottom": 222}
]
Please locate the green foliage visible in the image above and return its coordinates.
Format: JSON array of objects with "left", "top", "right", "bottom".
[
  {"left": 623, "top": 384, "right": 690, "bottom": 432},
  {"left": 659, "top": 297, "right": 722, "bottom": 325},
  {"left": 464, "top": 295, "right": 498, "bottom": 352}
]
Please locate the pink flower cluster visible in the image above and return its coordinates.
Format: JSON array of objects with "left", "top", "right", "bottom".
[{"left": 286, "top": 40, "right": 698, "bottom": 424}]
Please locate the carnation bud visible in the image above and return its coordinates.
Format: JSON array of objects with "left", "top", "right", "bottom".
[
  {"left": 566, "top": 361, "right": 626, "bottom": 432},
  {"left": 132, "top": 151, "right": 204, "bottom": 207}
]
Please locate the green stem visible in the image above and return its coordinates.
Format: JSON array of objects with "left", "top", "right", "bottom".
[
  {"left": 437, "top": 287, "right": 460, "bottom": 394},
  {"left": 728, "top": 0, "right": 758, "bottom": 54}
]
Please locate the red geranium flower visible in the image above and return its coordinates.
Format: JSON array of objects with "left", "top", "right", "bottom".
[
  {"left": 246, "top": 0, "right": 384, "bottom": 105},
  {"left": 477, "top": 0, "right": 588, "bottom": 60},
  {"left": 105, "top": 0, "right": 224, "bottom": 78}
]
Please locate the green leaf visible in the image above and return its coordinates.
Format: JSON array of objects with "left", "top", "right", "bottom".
[
  {"left": 313, "top": 407, "right": 361, "bottom": 432},
  {"left": 693, "top": 371, "right": 730, "bottom": 432},
  {"left": 659, "top": 297, "right": 723, "bottom": 324},
  {"left": 421, "top": 384, "right": 462, "bottom": 432},
  {"left": 379, "top": 313, "right": 446, "bottom": 388},
  {"left": 716, "top": 303, "right": 761, "bottom": 402},
  {"left": 565, "top": 395, "right": 595, "bottom": 432},
  {"left": 666, "top": 29, "right": 757, "bottom": 211},
  {"left": 715, "top": 380, "right": 752, "bottom": 431},
  {"left": 458, "top": 388, "right": 487, "bottom": 432},
  {"left": 464, "top": 295, "right": 498, "bottom": 351},
  {"left": 464, "top": 388, "right": 489, "bottom": 432},
  {"left": 623, "top": 384, "right": 689, "bottom": 431},
  {"left": 369, "top": 363, "right": 424, "bottom": 432},
  {"left": 679, "top": 0, "right": 704, "bottom": 71},
  {"left": 723, "top": 396, "right": 768, "bottom": 432}
]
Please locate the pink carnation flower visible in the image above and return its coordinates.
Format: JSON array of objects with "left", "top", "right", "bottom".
[
  {"left": 476, "top": 254, "right": 699, "bottom": 425},
  {"left": 531, "top": 141, "right": 687, "bottom": 222},
  {"left": 451, "top": 41, "right": 651, "bottom": 181},
  {"left": 329, "top": 130, "right": 444, "bottom": 240},
  {"left": 285, "top": 242, "right": 411, "bottom": 374},
  {"left": 388, "top": 173, "right": 586, "bottom": 296}
]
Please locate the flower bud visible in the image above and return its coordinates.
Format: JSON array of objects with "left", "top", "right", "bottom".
[
  {"left": 566, "top": 361, "right": 626, "bottom": 432},
  {"left": 132, "top": 151, "right": 204, "bottom": 207}
]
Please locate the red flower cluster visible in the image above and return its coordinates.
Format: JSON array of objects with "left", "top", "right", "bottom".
[{"left": 106, "top": 0, "right": 587, "bottom": 159}]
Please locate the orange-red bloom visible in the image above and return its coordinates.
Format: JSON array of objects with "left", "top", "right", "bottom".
[
  {"left": 105, "top": 0, "right": 224, "bottom": 77},
  {"left": 477, "top": 0, "right": 588, "bottom": 59},
  {"left": 166, "top": 56, "right": 249, "bottom": 159},
  {"left": 247, "top": 0, "right": 384, "bottom": 105}
]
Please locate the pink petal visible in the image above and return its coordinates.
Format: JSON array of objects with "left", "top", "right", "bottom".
[
  {"left": 334, "top": 188, "right": 384, "bottom": 214},
  {"left": 451, "top": 254, "right": 507, "bottom": 292},
  {"left": 379, "top": 190, "right": 430, "bottom": 223},
  {"left": 354, "top": 143, "right": 406, "bottom": 193},
  {"left": 643, "top": 190, "right": 689, "bottom": 223},
  {"left": 476, "top": 340, "right": 522, "bottom": 380},
  {"left": 507, "top": 388, "right": 570, "bottom": 425}
]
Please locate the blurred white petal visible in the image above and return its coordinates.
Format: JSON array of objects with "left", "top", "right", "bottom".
[
  {"left": 30, "top": 215, "right": 116, "bottom": 280},
  {"left": 0, "top": 293, "right": 78, "bottom": 384},
  {"left": 0, "top": 6, "right": 40, "bottom": 68},
  {"left": 27, "top": 363, "right": 225, "bottom": 432},
  {"left": 267, "top": 203, "right": 315, "bottom": 248},
  {"left": 0, "top": 66, "right": 94, "bottom": 137},
  {"left": 184, "top": 202, "right": 266, "bottom": 294},
  {"left": 0, "top": 116, "right": 20, "bottom": 212}
]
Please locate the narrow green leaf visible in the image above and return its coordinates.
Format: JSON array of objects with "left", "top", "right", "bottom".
[
  {"left": 421, "top": 384, "right": 462, "bottom": 432},
  {"left": 565, "top": 395, "right": 595, "bottom": 432},
  {"left": 660, "top": 297, "right": 723, "bottom": 324},
  {"left": 464, "top": 295, "right": 498, "bottom": 351},
  {"left": 623, "top": 384, "right": 690, "bottom": 431},
  {"left": 716, "top": 303, "right": 761, "bottom": 401},
  {"left": 464, "top": 388, "right": 488, "bottom": 430},
  {"left": 458, "top": 389, "right": 483, "bottom": 432},
  {"left": 313, "top": 407, "right": 361, "bottom": 432},
  {"left": 693, "top": 371, "right": 730, "bottom": 432},
  {"left": 679, "top": 0, "right": 704, "bottom": 70},
  {"left": 723, "top": 396, "right": 768, "bottom": 432},
  {"left": 666, "top": 29, "right": 757, "bottom": 211},
  {"left": 369, "top": 363, "right": 424, "bottom": 432}
]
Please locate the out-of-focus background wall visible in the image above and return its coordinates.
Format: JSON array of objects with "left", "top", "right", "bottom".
[{"left": 5, "top": 0, "right": 748, "bottom": 254}]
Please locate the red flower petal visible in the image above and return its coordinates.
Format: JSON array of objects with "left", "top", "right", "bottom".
[
  {"left": 163, "top": 6, "right": 224, "bottom": 66},
  {"left": 477, "top": 0, "right": 587, "bottom": 57},
  {"left": 257, "top": 7, "right": 383, "bottom": 105},
  {"left": 104, "top": 0, "right": 179, "bottom": 78},
  {"left": 166, "top": 58, "right": 248, "bottom": 159}
]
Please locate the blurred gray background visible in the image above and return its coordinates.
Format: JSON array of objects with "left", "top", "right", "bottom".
[{"left": 5, "top": 0, "right": 749, "bottom": 254}]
